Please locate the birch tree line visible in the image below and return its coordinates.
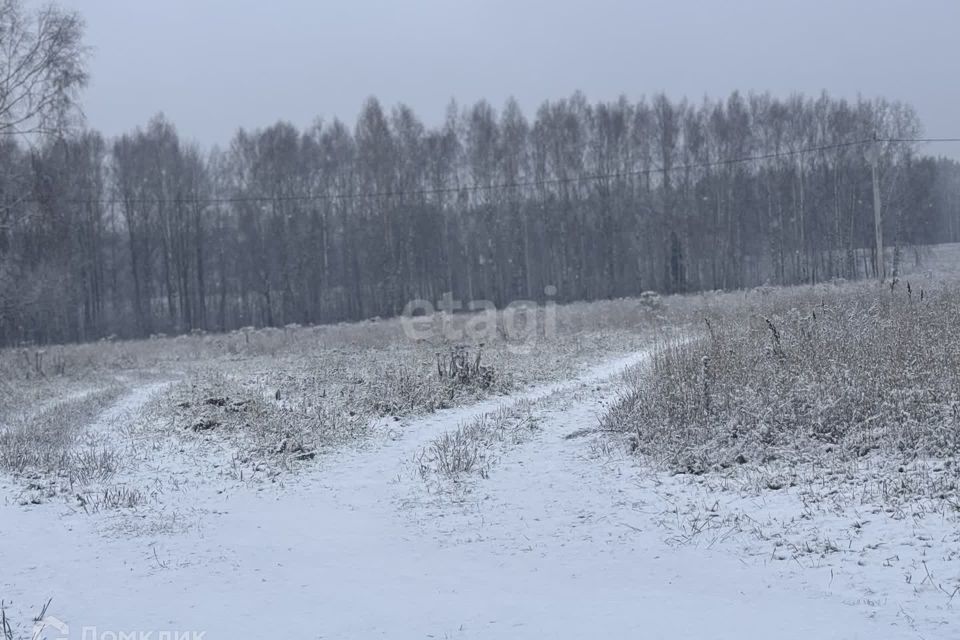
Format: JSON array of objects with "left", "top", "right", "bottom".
[{"left": 3, "top": 90, "right": 960, "bottom": 346}]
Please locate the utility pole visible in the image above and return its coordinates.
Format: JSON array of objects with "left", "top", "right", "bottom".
[{"left": 870, "top": 133, "right": 885, "bottom": 281}]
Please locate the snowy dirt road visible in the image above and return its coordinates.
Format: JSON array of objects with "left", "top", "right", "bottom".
[{"left": 1, "top": 351, "right": 942, "bottom": 639}]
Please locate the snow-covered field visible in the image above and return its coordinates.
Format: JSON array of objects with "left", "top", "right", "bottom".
[
  {"left": 3, "top": 343, "right": 956, "bottom": 639},
  {"left": 5, "top": 265, "right": 960, "bottom": 639}
]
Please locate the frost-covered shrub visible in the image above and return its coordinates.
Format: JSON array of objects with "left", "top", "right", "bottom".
[{"left": 607, "top": 281, "right": 960, "bottom": 474}]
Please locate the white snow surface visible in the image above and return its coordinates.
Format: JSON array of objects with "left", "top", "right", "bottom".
[{"left": 2, "top": 350, "right": 955, "bottom": 639}]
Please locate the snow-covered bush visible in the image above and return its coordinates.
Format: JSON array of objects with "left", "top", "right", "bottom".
[{"left": 607, "top": 280, "right": 960, "bottom": 484}]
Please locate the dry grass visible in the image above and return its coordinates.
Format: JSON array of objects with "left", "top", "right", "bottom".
[
  {"left": 157, "top": 339, "right": 557, "bottom": 468},
  {"left": 75, "top": 485, "right": 148, "bottom": 513},
  {"left": 0, "top": 599, "right": 51, "bottom": 640},
  {"left": 0, "top": 385, "right": 155, "bottom": 510},
  {"left": 415, "top": 401, "right": 536, "bottom": 485},
  {"left": 0, "top": 294, "right": 674, "bottom": 492},
  {"left": 605, "top": 278, "right": 960, "bottom": 502},
  {"left": 131, "top": 301, "right": 671, "bottom": 467},
  {"left": 0, "top": 386, "right": 124, "bottom": 479}
]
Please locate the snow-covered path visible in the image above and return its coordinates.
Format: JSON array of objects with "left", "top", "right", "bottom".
[{"left": 1, "top": 352, "right": 926, "bottom": 639}]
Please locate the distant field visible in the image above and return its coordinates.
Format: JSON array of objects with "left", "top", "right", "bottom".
[
  {"left": 0, "top": 292, "right": 672, "bottom": 500},
  {"left": 2, "top": 241, "right": 959, "bottom": 502},
  {"left": 895, "top": 241, "right": 960, "bottom": 278}
]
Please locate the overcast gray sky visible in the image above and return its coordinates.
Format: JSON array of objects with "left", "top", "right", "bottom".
[{"left": 58, "top": 0, "right": 960, "bottom": 158}]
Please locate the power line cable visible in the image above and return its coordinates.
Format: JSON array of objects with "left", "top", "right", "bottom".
[
  {"left": 4, "top": 136, "right": 958, "bottom": 208},
  {"left": 884, "top": 137, "right": 960, "bottom": 144}
]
